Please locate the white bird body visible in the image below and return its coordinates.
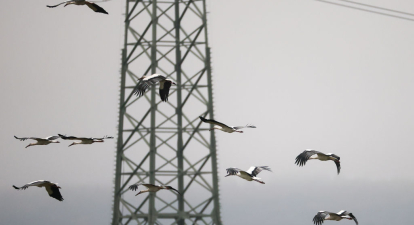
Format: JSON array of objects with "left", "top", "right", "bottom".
[
  {"left": 58, "top": 134, "right": 113, "bottom": 147},
  {"left": 133, "top": 74, "right": 176, "bottom": 102},
  {"left": 225, "top": 166, "right": 271, "bottom": 184},
  {"left": 295, "top": 149, "right": 341, "bottom": 174},
  {"left": 14, "top": 136, "right": 60, "bottom": 148},
  {"left": 313, "top": 210, "right": 358, "bottom": 225},
  {"left": 47, "top": 1, "right": 108, "bottom": 14},
  {"left": 199, "top": 116, "right": 256, "bottom": 133},
  {"left": 128, "top": 183, "right": 180, "bottom": 196},
  {"left": 13, "top": 180, "right": 64, "bottom": 201}
]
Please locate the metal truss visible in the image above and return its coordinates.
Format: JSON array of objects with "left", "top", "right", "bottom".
[{"left": 112, "top": 1, "right": 222, "bottom": 224}]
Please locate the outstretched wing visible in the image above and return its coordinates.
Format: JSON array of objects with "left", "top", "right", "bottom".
[
  {"left": 334, "top": 160, "right": 341, "bottom": 174},
  {"left": 337, "top": 211, "right": 358, "bottom": 225},
  {"left": 13, "top": 180, "right": 49, "bottom": 190},
  {"left": 295, "top": 150, "right": 321, "bottom": 166},
  {"left": 14, "top": 136, "right": 39, "bottom": 141},
  {"left": 199, "top": 116, "right": 231, "bottom": 129},
  {"left": 46, "top": 1, "right": 69, "bottom": 8},
  {"left": 45, "top": 136, "right": 60, "bottom": 140},
  {"left": 246, "top": 166, "right": 272, "bottom": 177},
  {"left": 313, "top": 211, "right": 330, "bottom": 225},
  {"left": 349, "top": 213, "right": 358, "bottom": 225},
  {"left": 133, "top": 74, "right": 166, "bottom": 97},
  {"left": 93, "top": 135, "right": 114, "bottom": 140},
  {"left": 225, "top": 168, "right": 242, "bottom": 176},
  {"left": 85, "top": 2, "right": 108, "bottom": 14},
  {"left": 47, "top": 185, "right": 64, "bottom": 201},
  {"left": 233, "top": 124, "right": 257, "bottom": 130},
  {"left": 159, "top": 80, "right": 172, "bottom": 102},
  {"left": 58, "top": 134, "right": 83, "bottom": 140},
  {"left": 128, "top": 183, "right": 140, "bottom": 191}
]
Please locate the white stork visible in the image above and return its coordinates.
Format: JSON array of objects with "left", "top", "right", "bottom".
[
  {"left": 14, "top": 135, "right": 60, "bottom": 148},
  {"left": 132, "top": 74, "right": 176, "bottom": 102},
  {"left": 13, "top": 180, "right": 64, "bottom": 201},
  {"left": 128, "top": 183, "right": 180, "bottom": 196},
  {"left": 225, "top": 166, "right": 272, "bottom": 184},
  {"left": 313, "top": 210, "right": 358, "bottom": 225},
  {"left": 199, "top": 116, "right": 256, "bottom": 133},
  {"left": 58, "top": 134, "right": 113, "bottom": 147},
  {"left": 295, "top": 149, "right": 341, "bottom": 174},
  {"left": 47, "top": 0, "right": 108, "bottom": 14}
]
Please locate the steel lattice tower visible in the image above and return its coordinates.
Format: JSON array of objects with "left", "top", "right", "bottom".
[{"left": 112, "top": 1, "right": 222, "bottom": 224}]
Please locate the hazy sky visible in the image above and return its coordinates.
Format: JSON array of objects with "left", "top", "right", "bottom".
[{"left": 1, "top": 0, "right": 414, "bottom": 224}]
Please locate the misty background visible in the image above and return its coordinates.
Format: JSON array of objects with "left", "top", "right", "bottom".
[{"left": 1, "top": 0, "right": 414, "bottom": 224}]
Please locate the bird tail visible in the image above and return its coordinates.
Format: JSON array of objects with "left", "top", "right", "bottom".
[{"left": 13, "top": 185, "right": 20, "bottom": 190}]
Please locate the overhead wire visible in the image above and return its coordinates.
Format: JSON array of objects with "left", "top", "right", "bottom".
[{"left": 314, "top": 0, "right": 414, "bottom": 22}]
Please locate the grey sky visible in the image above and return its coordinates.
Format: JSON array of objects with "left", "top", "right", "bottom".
[{"left": 1, "top": 0, "right": 414, "bottom": 224}]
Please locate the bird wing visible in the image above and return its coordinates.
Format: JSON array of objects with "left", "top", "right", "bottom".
[
  {"left": 295, "top": 150, "right": 322, "bottom": 166},
  {"left": 133, "top": 75, "right": 166, "bottom": 97},
  {"left": 141, "top": 184, "right": 158, "bottom": 189},
  {"left": 246, "top": 166, "right": 272, "bottom": 177},
  {"left": 232, "top": 124, "right": 257, "bottom": 130},
  {"left": 159, "top": 80, "right": 172, "bottom": 102},
  {"left": 128, "top": 183, "right": 140, "bottom": 191},
  {"left": 44, "top": 185, "right": 64, "bottom": 201},
  {"left": 93, "top": 135, "right": 114, "bottom": 140},
  {"left": 85, "top": 2, "right": 108, "bottom": 14},
  {"left": 58, "top": 134, "right": 84, "bottom": 140},
  {"left": 199, "top": 116, "right": 231, "bottom": 129},
  {"left": 349, "top": 213, "right": 358, "bottom": 225},
  {"left": 13, "top": 180, "right": 49, "bottom": 190},
  {"left": 225, "top": 168, "right": 242, "bottom": 176},
  {"left": 14, "top": 136, "right": 39, "bottom": 141},
  {"left": 168, "top": 187, "right": 181, "bottom": 195},
  {"left": 313, "top": 211, "right": 330, "bottom": 225},
  {"left": 334, "top": 160, "right": 341, "bottom": 174},
  {"left": 337, "top": 211, "right": 358, "bottom": 225},
  {"left": 45, "top": 136, "right": 60, "bottom": 140},
  {"left": 46, "top": 1, "right": 69, "bottom": 8}
]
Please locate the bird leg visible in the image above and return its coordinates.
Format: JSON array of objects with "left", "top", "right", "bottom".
[
  {"left": 235, "top": 131, "right": 243, "bottom": 133},
  {"left": 135, "top": 191, "right": 142, "bottom": 196},
  {"left": 68, "top": 142, "right": 76, "bottom": 147},
  {"left": 254, "top": 180, "right": 265, "bottom": 184},
  {"left": 25, "top": 143, "right": 32, "bottom": 148}
]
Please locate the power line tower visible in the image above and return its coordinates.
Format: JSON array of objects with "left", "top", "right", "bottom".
[{"left": 112, "top": 1, "right": 222, "bottom": 224}]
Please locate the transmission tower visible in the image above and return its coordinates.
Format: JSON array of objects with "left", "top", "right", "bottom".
[{"left": 112, "top": 1, "right": 222, "bottom": 224}]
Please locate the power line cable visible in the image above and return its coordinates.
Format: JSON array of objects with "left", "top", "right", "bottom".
[
  {"left": 315, "top": 0, "right": 414, "bottom": 22},
  {"left": 338, "top": 0, "right": 414, "bottom": 17}
]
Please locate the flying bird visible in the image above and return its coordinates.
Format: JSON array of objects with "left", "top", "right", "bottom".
[
  {"left": 295, "top": 149, "right": 341, "bottom": 174},
  {"left": 13, "top": 180, "right": 64, "bottom": 201},
  {"left": 313, "top": 210, "right": 358, "bottom": 225},
  {"left": 47, "top": 0, "right": 109, "bottom": 14},
  {"left": 225, "top": 166, "right": 272, "bottom": 184},
  {"left": 14, "top": 135, "right": 60, "bottom": 148},
  {"left": 199, "top": 116, "right": 256, "bottom": 133},
  {"left": 58, "top": 134, "right": 113, "bottom": 147},
  {"left": 132, "top": 74, "right": 177, "bottom": 102},
  {"left": 128, "top": 183, "right": 180, "bottom": 196}
]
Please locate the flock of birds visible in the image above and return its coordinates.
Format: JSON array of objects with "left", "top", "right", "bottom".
[{"left": 11, "top": 1, "right": 359, "bottom": 224}]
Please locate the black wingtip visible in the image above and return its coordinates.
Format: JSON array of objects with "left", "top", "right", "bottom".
[
  {"left": 13, "top": 185, "right": 19, "bottom": 190},
  {"left": 199, "top": 116, "right": 207, "bottom": 122}
]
